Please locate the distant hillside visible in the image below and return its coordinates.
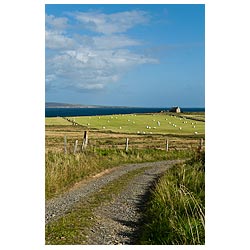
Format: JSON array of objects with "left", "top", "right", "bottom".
[{"left": 45, "top": 102, "right": 132, "bottom": 109}]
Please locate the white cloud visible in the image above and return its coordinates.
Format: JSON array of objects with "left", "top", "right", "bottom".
[
  {"left": 45, "top": 30, "right": 76, "bottom": 49},
  {"left": 72, "top": 10, "right": 149, "bottom": 34},
  {"left": 93, "top": 35, "right": 141, "bottom": 49},
  {"left": 45, "top": 10, "right": 157, "bottom": 92},
  {"left": 46, "top": 14, "right": 68, "bottom": 30}
]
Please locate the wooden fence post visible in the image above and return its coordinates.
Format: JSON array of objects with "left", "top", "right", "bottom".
[
  {"left": 82, "top": 130, "right": 89, "bottom": 151},
  {"left": 166, "top": 139, "right": 169, "bottom": 151},
  {"left": 199, "top": 138, "right": 204, "bottom": 151},
  {"left": 125, "top": 138, "right": 129, "bottom": 152},
  {"left": 74, "top": 140, "right": 78, "bottom": 154},
  {"left": 64, "top": 135, "right": 67, "bottom": 154}
]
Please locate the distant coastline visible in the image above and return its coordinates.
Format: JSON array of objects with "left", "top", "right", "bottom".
[
  {"left": 45, "top": 102, "right": 135, "bottom": 109},
  {"left": 45, "top": 102, "right": 204, "bottom": 110},
  {"left": 45, "top": 103, "right": 205, "bottom": 117}
]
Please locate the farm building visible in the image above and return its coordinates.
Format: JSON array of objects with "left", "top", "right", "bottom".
[{"left": 169, "top": 107, "right": 181, "bottom": 113}]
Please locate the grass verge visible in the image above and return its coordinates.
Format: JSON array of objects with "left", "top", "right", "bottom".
[
  {"left": 46, "top": 148, "right": 193, "bottom": 200},
  {"left": 45, "top": 166, "right": 150, "bottom": 245},
  {"left": 138, "top": 151, "right": 205, "bottom": 245}
]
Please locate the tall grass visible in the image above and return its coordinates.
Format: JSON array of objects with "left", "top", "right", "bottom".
[
  {"left": 138, "top": 151, "right": 205, "bottom": 245},
  {"left": 46, "top": 148, "right": 193, "bottom": 200}
]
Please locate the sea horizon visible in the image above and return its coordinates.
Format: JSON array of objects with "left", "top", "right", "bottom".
[{"left": 45, "top": 106, "right": 205, "bottom": 117}]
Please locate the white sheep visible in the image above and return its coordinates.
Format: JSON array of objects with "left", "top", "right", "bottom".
[
  {"left": 194, "top": 131, "right": 198, "bottom": 134},
  {"left": 157, "top": 121, "right": 161, "bottom": 126},
  {"left": 179, "top": 127, "right": 182, "bottom": 130},
  {"left": 102, "top": 126, "right": 106, "bottom": 129}
]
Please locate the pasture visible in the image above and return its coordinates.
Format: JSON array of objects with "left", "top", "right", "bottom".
[
  {"left": 46, "top": 113, "right": 204, "bottom": 135},
  {"left": 71, "top": 113, "right": 204, "bottom": 135},
  {"left": 45, "top": 112, "right": 205, "bottom": 153}
]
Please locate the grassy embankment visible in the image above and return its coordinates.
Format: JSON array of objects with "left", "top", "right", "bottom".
[
  {"left": 138, "top": 151, "right": 205, "bottom": 245},
  {"left": 46, "top": 113, "right": 205, "bottom": 200}
]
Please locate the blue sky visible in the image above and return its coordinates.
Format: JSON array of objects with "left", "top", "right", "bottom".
[{"left": 45, "top": 4, "right": 205, "bottom": 107}]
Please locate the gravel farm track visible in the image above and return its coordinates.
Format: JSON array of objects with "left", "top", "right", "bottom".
[{"left": 46, "top": 159, "right": 184, "bottom": 245}]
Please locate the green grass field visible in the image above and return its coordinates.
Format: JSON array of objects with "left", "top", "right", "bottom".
[
  {"left": 46, "top": 117, "right": 72, "bottom": 126},
  {"left": 46, "top": 113, "right": 205, "bottom": 136},
  {"left": 73, "top": 113, "right": 204, "bottom": 135}
]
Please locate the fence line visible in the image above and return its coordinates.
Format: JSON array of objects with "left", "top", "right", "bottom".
[{"left": 59, "top": 130, "right": 205, "bottom": 154}]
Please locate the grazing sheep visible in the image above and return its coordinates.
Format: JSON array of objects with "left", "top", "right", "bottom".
[
  {"left": 194, "top": 131, "right": 198, "bottom": 134},
  {"left": 179, "top": 127, "right": 182, "bottom": 130},
  {"left": 193, "top": 125, "right": 196, "bottom": 128},
  {"left": 153, "top": 127, "right": 156, "bottom": 129},
  {"left": 119, "top": 126, "right": 122, "bottom": 129},
  {"left": 143, "top": 131, "right": 146, "bottom": 134},
  {"left": 102, "top": 126, "right": 106, "bottom": 129},
  {"left": 137, "top": 131, "right": 140, "bottom": 134},
  {"left": 157, "top": 121, "right": 161, "bottom": 126}
]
